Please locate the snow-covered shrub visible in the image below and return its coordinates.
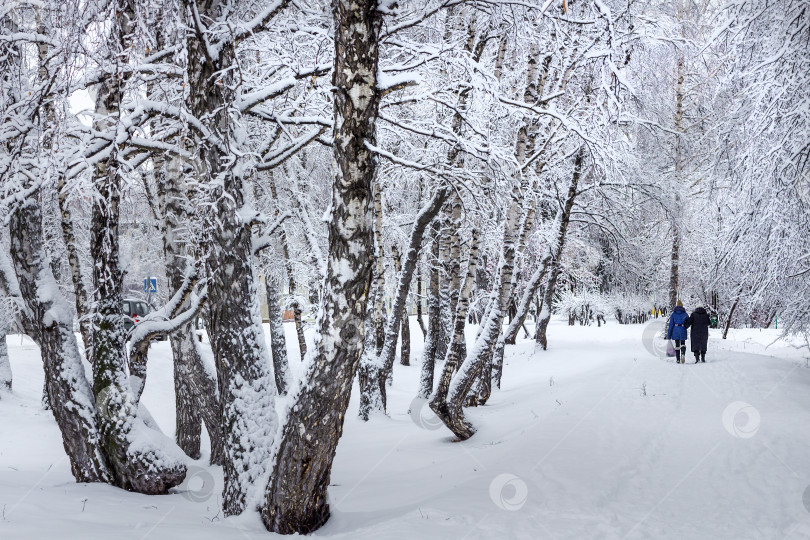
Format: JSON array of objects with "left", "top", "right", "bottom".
[
  {"left": 554, "top": 289, "right": 612, "bottom": 326},
  {"left": 610, "top": 293, "right": 652, "bottom": 324}
]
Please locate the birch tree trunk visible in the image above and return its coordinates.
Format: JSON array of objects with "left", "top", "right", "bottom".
[
  {"left": 265, "top": 275, "right": 291, "bottom": 394},
  {"left": 186, "top": 3, "right": 278, "bottom": 515},
  {"left": 415, "top": 264, "right": 427, "bottom": 338},
  {"left": 370, "top": 182, "right": 387, "bottom": 353},
  {"left": 386, "top": 245, "right": 408, "bottom": 368},
  {"left": 57, "top": 174, "right": 93, "bottom": 359},
  {"left": 418, "top": 221, "right": 442, "bottom": 398},
  {"left": 669, "top": 54, "right": 685, "bottom": 309},
  {"left": 392, "top": 249, "right": 411, "bottom": 367},
  {"left": 429, "top": 229, "right": 480, "bottom": 411},
  {"left": 358, "top": 188, "right": 447, "bottom": 418},
  {"left": 475, "top": 40, "right": 543, "bottom": 397},
  {"left": 260, "top": 1, "right": 381, "bottom": 532},
  {"left": 536, "top": 148, "right": 585, "bottom": 350},
  {"left": 8, "top": 201, "right": 113, "bottom": 484},
  {"left": 430, "top": 184, "right": 522, "bottom": 440},
  {"left": 88, "top": 0, "right": 186, "bottom": 494},
  {"left": 477, "top": 198, "right": 537, "bottom": 404},
  {"left": 491, "top": 209, "right": 560, "bottom": 387},
  {"left": 154, "top": 152, "right": 225, "bottom": 465}
]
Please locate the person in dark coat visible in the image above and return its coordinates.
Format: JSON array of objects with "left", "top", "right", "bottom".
[
  {"left": 667, "top": 300, "right": 690, "bottom": 364},
  {"left": 689, "top": 306, "right": 711, "bottom": 363}
]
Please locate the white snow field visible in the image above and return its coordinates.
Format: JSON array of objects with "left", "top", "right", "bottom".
[{"left": 2, "top": 318, "right": 810, "bottom": 539}]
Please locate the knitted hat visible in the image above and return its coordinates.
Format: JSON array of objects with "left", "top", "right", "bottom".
[{"left": 676, "top": 300, "right": 683, "bottom": 307}]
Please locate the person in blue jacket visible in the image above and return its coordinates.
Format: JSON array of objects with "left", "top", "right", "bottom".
[{"left": 667, "top": 300, "right": 690, "bottom": 364}]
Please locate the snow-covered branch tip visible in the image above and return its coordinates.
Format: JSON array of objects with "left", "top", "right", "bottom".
[{"left": 252, "top": 212, "right": 292, "bottom": 255}]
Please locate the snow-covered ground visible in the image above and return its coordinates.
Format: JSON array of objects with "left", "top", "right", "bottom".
[{"left": 2, "top": 319, "right": 810, "bottom": 539}]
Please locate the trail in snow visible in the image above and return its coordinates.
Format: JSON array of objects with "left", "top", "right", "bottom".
[{"left": 1, "top": 320, "right": 810, "bottom": 539}]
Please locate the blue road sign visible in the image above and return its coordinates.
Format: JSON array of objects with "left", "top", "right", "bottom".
[{"left": 144, "top": 277, "right": 157, "bottom": 293}]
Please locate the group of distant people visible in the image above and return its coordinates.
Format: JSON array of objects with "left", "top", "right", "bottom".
[{"left": 666, "top": 300, "right": 711, "bottom": 364}]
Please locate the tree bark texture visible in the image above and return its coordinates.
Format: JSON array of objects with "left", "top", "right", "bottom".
[
  {"left": 430, "top": 185, "right": 522, "bottom": 440},
  {"left": 429, "top": 229, "right": 480, "bottom": 410},
  {"left": 392, "top": 249, "right": 411, "bottom": 367},
  {"left": 89, "top": 0, "right": 186, "bottom": 494},
  {"left": 186, "top": 2, "right": 279, "bottom": 515},
  {"left": 265, "top": 275, "right": 291, "bottom": 394},
  {"left": 669, "top": 55, "right": 685, "bottom": 309},
  {"left": 156, "top": 155, "right": 225, "bottom": 466},
  {"left": 9, "top": 200, "right": 113, "bottom": 484},
  {"left": 358, "top": 188, "right": 447, "bottom": 419},
  {"left": 536, "top": 148, "right": 585, "bottom": 350},
  {"left": 261, "top": 1, "right": 381, "bottom": 532},
  {"left": 418, "top": 221, "right": 442, "bottom": 398}
]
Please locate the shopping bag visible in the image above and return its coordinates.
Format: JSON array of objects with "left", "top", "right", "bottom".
[{"left": 666, "top": 340, "right": 676, "bottom": 357}]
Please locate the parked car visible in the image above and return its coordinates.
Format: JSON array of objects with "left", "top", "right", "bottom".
[{"left": 123, "top": 298, "right": 166, "bottom": 340}]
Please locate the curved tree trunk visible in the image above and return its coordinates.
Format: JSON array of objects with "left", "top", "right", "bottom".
[
  {"left": 391, "top": 246, "right": 410, "bottom": 366},
  {"left": 477, "top": 199, "right": 537, "bottom": 404},
  {"left": 415, "top": 265, "right": 427, "bottom": 338},
  {"left": 491, "top": 219, "right": 556, "bottom": 387},
  {"left": 88, "top": 0, "right": 186, "bottom": 494},
  {"left": 536, "top": 148, "right": 585, "bottom": 350},
  {"left": 260, "top": 1, "right": 381, "bottom": 532},
  {"left": 358, "top": 188, "right": 447, "bottom": 418},
  {"left": 429, "top": 229, "right": 479, "bottom": 412},
  {"left": 431, "top": 185, "right": 523, "bottom": 440},
  {"left": 8, "top": 201, "right": 113, "bottom": 484}
]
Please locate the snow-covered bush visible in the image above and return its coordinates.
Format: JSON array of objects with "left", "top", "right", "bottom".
[
  {"left": 554, "top": 289, "right": 611, "bottom": 326},
  {"left": 609, "top": 293, "right": 652, "bottom": 324}
]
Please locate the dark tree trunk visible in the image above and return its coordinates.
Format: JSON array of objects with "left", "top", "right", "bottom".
[
  {"left": 400, "top": 307, "right": 411, "bottom": 366},
  {"left": 536, "top": 148, "right": 585, "bottom": 350},
  {"left": 265, "top": 276, "right": 291, "bottom": 394},
  {"left": 418, "top": 221, "right": 442, "bottom": 398},
  {"left": 0, "top": 324, "right": 9, "bottom": 393},
  {"left": 723, "top": 295, "right": 740, "bottom": 340},
  {"left": 9, "top": 200, "right": 113, "bottom": 484},
  {"left": 430, "top": 185, "right": 523, "bottom": 440},
  {"left": 358, "top": 188, "right": 447, "bottom": 418},
  {"left": 291, "top": 300, "right": 307, "bottom": 360},
  {"left": 415, "top": 265, "right": 427, "bottom": 338},
  {"left": 186, "top": 3, "right": 279, "bottom": 515},
  {"left": 88, "top": 0, "right": 185, "bottom": 494},
  {"left": 261, "top": 1, "right": 380, "bottom": 532}
]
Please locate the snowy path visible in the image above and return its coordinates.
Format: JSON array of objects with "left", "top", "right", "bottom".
[{"left": 2, "top": 320, "right": 810, "bottom": 539}]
